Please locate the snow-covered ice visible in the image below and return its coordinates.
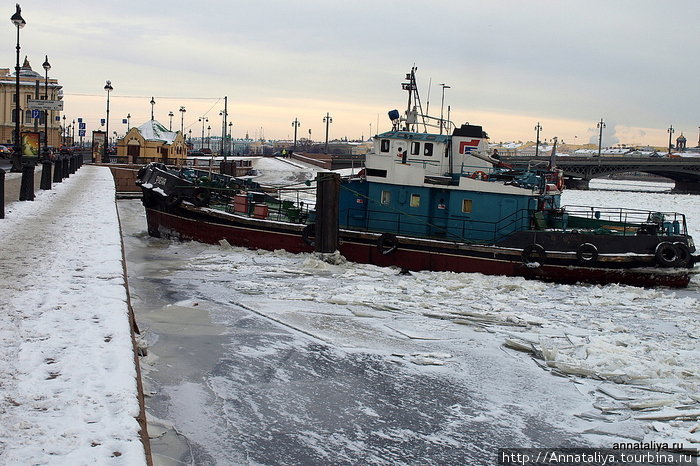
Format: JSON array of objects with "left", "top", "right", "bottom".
[{"left": 120, "top": 159, "right": 700, "bottom": 464}]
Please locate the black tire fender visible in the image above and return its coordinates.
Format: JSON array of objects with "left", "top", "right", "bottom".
[
  {"left": 655, "top": 241, "right": 678, "bottom": 267},
  {"left": 377, "top": 233, "right": 399, "bottom": 255},
  {"left": 302, "top": 224, "right": 315, "bottom": 246},
  {"left": 191, "top": 187, "right": 211, "bottom": 207},
  {"left": 575, "top": 242, "right": 598, "bottom": 265},
  {"left": 164, "top": 193, "right": 183, "bottom": 208},
  {"left": 522, "top": 243, "right": 546, "bottom": 266},
  {"left": 673, "top": 242, "right": 692, "bottom": 268}
]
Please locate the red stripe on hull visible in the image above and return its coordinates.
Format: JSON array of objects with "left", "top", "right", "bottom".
[{"left": 146, "top": 208, "right": 691, "bottom": 288}]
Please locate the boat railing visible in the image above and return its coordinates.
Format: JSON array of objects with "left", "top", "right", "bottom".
[{"left": 561, "top": 205, "right": 688, "bottom": 236}]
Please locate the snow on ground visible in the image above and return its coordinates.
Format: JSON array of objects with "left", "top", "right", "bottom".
[{"left": 0, "top": 166, "right": 146, "bottom": 465}]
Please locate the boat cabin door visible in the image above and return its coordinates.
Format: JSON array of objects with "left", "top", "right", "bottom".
[{"left": 429, "top": 190, "right": 450, "bottom": 237}]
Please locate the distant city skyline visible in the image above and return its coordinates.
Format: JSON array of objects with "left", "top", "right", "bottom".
[{"left": 11, "top": 1, "right": 700, "bottom": 147}]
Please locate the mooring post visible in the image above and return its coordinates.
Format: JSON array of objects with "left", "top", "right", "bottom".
[
  {"left": 314, "top": 172, "right": 340, "bottom": 253},
  {"left": 53, "top": 157, "right": 62, "bottom": 183},
  {"left": 40, "top": 160, "right": 52, "bottom": 190},
  {"left": 69, "top": 155, "right": 76, "bottom": 174},
  {"left": 62, "top": 157, "right": 69, "bottom": 179},
  {"left": 19, "top": 164, "right": 35, "bottom": 201},
  {"left": 0, "top": 168, "right": 5, "bottom": 219}
]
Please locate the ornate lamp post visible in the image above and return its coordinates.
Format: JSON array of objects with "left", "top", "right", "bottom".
[
  {"left": 103, "top": 80, "right": 113, "bottom": 162},
  {"left": 11, "top": 4, "right": 26, "bottom": 171},
  {"left": 597, "top": 118, "right": 605, "bottom": 157},
  {"left": 62, "top": 115, "right": 66, "bottom": 145},
  {"left": 179, "top": 106, "right": 186, "bottom": 133},
  {"left": 126, "top": 113, "right": 131, "bottom": 131},
  {"left": 42, "top": 55, "right": 50, "bottom": 150},
  {"left": 323, "top": 112, "right": 332, "bottom": 154},
  {"left": 534, "top": 122, "right": 542, "bottom": 157},
  {"left": 292, "top": 117, "right": 300, "bottom": 152},
  {"left": 150, "top": 96, "right": 155, "bottom": 121},
  {"left": 168, "top": 111, "right": 173, "bottom": 130},
  {"left": 667, "top": 125, "right": 674, "bottom": 155},
  {"left": 207, "top": 125, "right": 211, "bottom": 149}
]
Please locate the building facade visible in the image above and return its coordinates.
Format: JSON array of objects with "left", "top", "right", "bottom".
[
  {"left": 0, "top": 57, "right": 62, "bottom": 148},
  {"left": 116, "top": 120, "right": 187, "bottom": 163}
]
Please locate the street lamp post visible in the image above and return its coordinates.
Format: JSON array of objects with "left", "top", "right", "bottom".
[
  {"left": 42, "top": 55, "right": 50, "bottom": 150},
  {"left": 126, "top": 113, "right": 131, "bottom": 132},
  {"left": 534, "top": 122, "right": 542, "bottom": 157},
  {"left": 150, "top": 97, "right": 155, "bottom": 121},
  {"left": 62, "top": 115, "right": 66, "bottom": 145},
  {"left": 668, "top": 125, "right": 675, "bottom": 155},
  {"left": 71, "top": 119, "right": 75, "bottom": 144},
  {"left": 228, "top": 122, "right": 233, "bottom": 155},
  {"left": 439, "top": 83, "right": 450, "bottom": 135},
  {"left": 103, "top": 80, "right": 113, "bottom": 163},
  {"left": 199, "top": 117, "right": 208, "bottom": 150},
  {"left": 597, "top": 118, "right": 605, "bottom": 157},
  {"left": 11, "top": 4, "right": 26, "bottom": 172},
  {"left": 179, "top": 106, "right": 186, "bottom": 133},
  {"left": 207, "top": 125, "right": 211, "bottom": 149},
  {"left": 292, "top": 117, "right": 300, "bottom": 152},
  {"left": 168, "top": 111, "right": 173, "bottom": 130},
  {"left": 323, "top": 112, "right": 332, "bottom": 154}
]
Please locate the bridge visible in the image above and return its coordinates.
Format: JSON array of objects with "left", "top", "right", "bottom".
[{"left": 500, "top": 155, "right": 700, "bottom": 193}]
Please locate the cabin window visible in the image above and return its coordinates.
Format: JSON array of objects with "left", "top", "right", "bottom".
[
  {"left": 462, "top": 199, "right": 473, "bottom": 213},
  {"left": 411, "top": 141, "right": 420, "bottom": 155},
  {"left": 410, "top": 194, "right": 421, "bottom": 207},
  {"left": 380, "top": 139, "right": 390, "bottom": 152},
  {"left": 424, "top": 143, "right": 433, "bottom": 156},
  {"left": 381, "top": 190, "right": 391, "bottom": 205},
  {"left": 366, "top": 168, "right": 387, "bottom": 178}
]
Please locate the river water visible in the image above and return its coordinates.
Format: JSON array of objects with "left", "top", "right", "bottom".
[{"left": 119, "top": 172, "right": 700, "bottom": 465}]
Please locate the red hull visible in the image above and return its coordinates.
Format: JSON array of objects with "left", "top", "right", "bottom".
[{"left": 145, "top": 207, "right": 692, "bottom": 288}]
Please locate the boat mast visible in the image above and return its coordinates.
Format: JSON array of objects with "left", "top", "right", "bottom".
[{"left": 401, "top": 67, "right": 428, "bottom": 132}]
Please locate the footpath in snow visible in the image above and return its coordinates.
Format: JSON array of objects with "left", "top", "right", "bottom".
[{"left": 0, "top": 165, "right": 148, "bottom": 464}]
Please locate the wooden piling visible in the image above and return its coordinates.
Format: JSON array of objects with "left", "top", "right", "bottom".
[{"left": 314, "top": 172, "right": 340, "bottom": 253}]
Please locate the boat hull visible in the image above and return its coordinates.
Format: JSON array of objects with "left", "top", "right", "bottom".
[{"left": 142, "top": 198, "right": 693, "bottom": 289}]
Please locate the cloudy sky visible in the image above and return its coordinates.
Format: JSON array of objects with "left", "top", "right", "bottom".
[{"left": 9, "top": 0, "right": 700, "bottom": 146}]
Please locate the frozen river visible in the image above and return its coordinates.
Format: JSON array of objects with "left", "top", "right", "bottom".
[{"left": 119, "top": 165, "right": 700, "bottom": 465}]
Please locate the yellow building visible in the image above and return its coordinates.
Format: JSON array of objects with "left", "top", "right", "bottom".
[
  {"left": 0, "top": 57, "right": 62, "bottom": 147},
  {"left": 116, "top": 120, "right": 187, "bottom": 163}
]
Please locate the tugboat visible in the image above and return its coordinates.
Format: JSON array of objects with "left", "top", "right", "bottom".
[{"left": 137, "top": 68, "right": 697, "bottom": 288}]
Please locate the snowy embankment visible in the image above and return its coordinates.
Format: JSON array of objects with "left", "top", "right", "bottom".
[{"left": 0, "top": 165, "right": 147, "bottom": 464}]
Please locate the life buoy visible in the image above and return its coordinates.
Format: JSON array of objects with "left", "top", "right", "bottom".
[
  {"left": 191, "top": 187, "right": 211, "bottom": 207},
  {"left": 655, "top": 242, "right": 678, "bottom": 267},
  {"left": 522, "top": 244, "right": 546, "bottom": 266},
  {"left": 164, "top": 193, "right": 183, "bottom": 208},
  {"left": 471, "top": 170, "right": 488, "bottom": 181},
  {"left": 575, "top": 243, "right": 598, "bottom": 265},
  {"left": 556, "top": 171, "right": 565, "bottom": 191},
  {"left": 673, "top": 242, "right": 692, "bottom": 268},
  {"left": 377, "top": 233, "right": 399, "bottom": 255},
  {"left": 302, "top": 224, "right": 315, "bottom": 246}
]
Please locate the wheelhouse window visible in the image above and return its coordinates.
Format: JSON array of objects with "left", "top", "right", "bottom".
[
  {"left": 380, "top": 139, "right": 390, "bottom": 152},
  {"left": 424, "top": 143, "right": 433, "bottom": 156},
  {"left": 410, "top": 194, "right": 421, "bottom": 207},
  {"left": 462, "top": 199, "right": 473, "bottom": 213},
  {"left": 381, "top": 190, "right": 391, "bottom": 205},
  {"left": 411, "top": 141, "right": 420, "bottom": 155}
]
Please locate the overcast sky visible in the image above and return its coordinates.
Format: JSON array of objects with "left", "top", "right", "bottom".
[{"left": 9, "top": 0, "right": 700, "bottom": 146}]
